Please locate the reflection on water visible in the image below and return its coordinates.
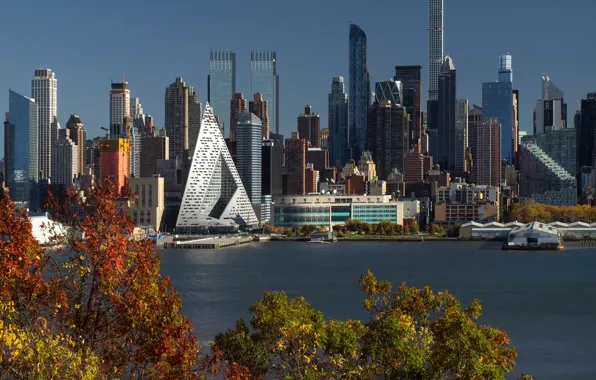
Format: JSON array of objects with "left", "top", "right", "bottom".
[{"left": 160, "top": 241, "right": 596, "bottom": 379}]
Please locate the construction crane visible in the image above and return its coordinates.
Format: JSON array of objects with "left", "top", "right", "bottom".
[{"left": 100, "top": 127, "right": 109, "bottom": 138}]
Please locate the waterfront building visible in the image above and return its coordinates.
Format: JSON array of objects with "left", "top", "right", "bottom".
[
  {"left": 272, "top": 194, "right": 419, "bottom": 228},
  {"left": 208, "top": 50, "right": 236, "bottom": 136},
  {"left": 435, "top": 180, "right": 500, "bottom": 223},
  {"left": 110, "top": 78, "right": 130, "bottom": 138},
  {"left": 436, "top": 57, "right": 456, "bottom": 171},
  {"left": 140, "top": 128, "right": 169, "bottom": 178},
  {"left": 394, "top": 65, "right": 423, "bottom": 150},
  {"left": 51, "top": 128, "right": 78, "bottom": 186},
  {"left": 428, "top": 0, "right": 443, "bottom": 102},
  {"left": 455, "top": 99, "right": 468, "bottom": 173},
  {"left": 285, "top": 133, "right": 307, "bottom": 195},
  {"left": 65, "top": 115, "right": 86, "bottom": 175},
  {"left": 349, "top": 23, "right": 370, "bottom": 160},
  {"left": 249, "top": 93, "right": 269, "bottom": 139},
  {"left": 230, "top": 93, "right": 248, "bottom": 142},
  {"left": 297, "top": 105, "right": 321, "bottom": 148},
  {"left": 460, "top": 221, "right": 596, "bottom": 240},
  {"left": 328, "top": 76, "right": 349, "bottom": 167},
  {"left": 482, "top": 54, "right": 514, "bottom": 164},
  {"left": 32, "top": 69, "right": 57, "bottom": 179},
  {"left": 129, "top": 176, "right": 165, "bottom": 232},
  {"left": 236, "top": 113, "right": 262, "bottom": 207},
  {"left": 4, "top": 91, "right": 39, "bottom": 209},
  {"left": 366, "top": 99, "right": 409, "bottom": 180},
  {"left": 250, "top": 51, "right": 279, "bottom": 134},
  {"left": 176, "top": 104, "right": 258, "bottom": 229}
]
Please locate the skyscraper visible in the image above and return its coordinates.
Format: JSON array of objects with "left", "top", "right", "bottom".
[
  {"left": 208, "top": 51, "right": 236, "bottom": 137},
  {"left": 534, "top": 75, "right": 567, "bottom": 135},
  {"left": 455, "top": 99, "right": 469, "bottom": 173},
  {"left": 285, "top": 134, "right": 307, "bottom": 195},
  {"left": 109, "top": 78, "right": 130, "bottom": 138},
  {"left": 577, "top": 93, "right": 596, "bottom": 196},
  {"left": 437, "top": 56, "right": 456, "bottom": 172},
  {"left": 65, "top": 115, "right": 86, "bottom": 176},
  {"left": 328, "top": 76, "right": 349, "bottom": 167},
  {"left": 262, "top": 133, "right": 284, "bottom": 197},
  {"left": 236, "top": 113, "right": 262, "bottom": 206},
  {"left": 250, "top": 51, "right": 279, "bottom": 134},
  {"left": 249, "top": 93, "right": 269, "bottom": 139},
  {"left": 177, "top": 104, "right": 258, "bottom": 229},
  {"left": 482, "top": 53, "right": 514, "bottom": 164},
  {"left": 51, "top": 128, "right": 78, "bottom": 186},
  {"left": 297, "top": 105, "right": 321, "bottom": 148},
  {"left": 230, "top": 93, "right": 248, "bottom": 142},
  {"left": 140, "top": 128, "right": 169, "bottom": 178},
  {"left": 375, "top": 80, "right": 403, "bottom": 105},
  {"left": 473, "top": 118, "right": 501, "bottom": 187},
  {"left": 349, "top": 23, "right": 370, "bottom": 160},
  {"left": 394, "top": 65, "right": 423, "bottom": 150},
  {"left": 467, "top": 105, "right": 483, "bottom": 165},
  {"left": 164, "top": 78, "right": 202, "bottom": 160},
  {"left": 4, "top": 90, "right": 39, "bottom": 209},
  {"left": 32, "top": 69, "right": 57, "bottom": 179},
  {"left": 428, "top": 0, "right": 443, "bottom": 101}
]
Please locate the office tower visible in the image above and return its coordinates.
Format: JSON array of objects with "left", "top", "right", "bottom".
[
  {"left": 31, "top": 69, "right": 57, "bottom": 179},
  {"left": 472, "top": 118, "right": 501, "bottom": 187},
  {"left": 467, "top": 105, "right": 483, "bottom": 165},
  {"left": 297, "top": 105, "right": 321, "bottom": 148},
  {"left": 140, "top": 128, "right": 169, "bottom": 178},
  {"left": 427, "top": 99, "right": 439, "bottom": 158},
  {"left": 578, "top": 93, "right": 596, "bottom": 197},
  {"left": 328, "top": 76, "right": 349, "bottom": 167},
  {"left": 306, "top": 148, "right": 329, "bottom": 173},
  {"left": 321, "top": 128, "right": 329, "bottom": 150},
  {"left": 110, "top": 78, "right": 130, "bottom": 137},
  {"left": 99, "top": 123, "right": 130, "bottom": 195},
  {"left": 513, "top": 90, "right": 519, "bottom": 168},
  {"left": 574, "top": 110, "right": 581, "bottom": 130},
  {"left": 250, "top": 51, "right": 279, "bottom": 134},
  {"left": 262, "top": 133, "right": 284, "bottom": 197},
  {"left": 4, "top": 91, "right": 39, "bottom": 209},
  {"left": 455, "top": 99, "right": 469, "bottom": 173},
  {"left": 164, "top": 78, "right": 202, "bottom": 160},
  {"left": 366, "top": 100, "right": 409, "bottom": 180},
  {"left": 85, "top": 138, "right": 101, "bottom": 180},
  {"left": 357, "top": 151, "right": 377, "bottom": 181},
  {"left": 249, "top": 93, "right": 269, "bottom": 140},
  {"left": 65, "top": 115, "right": 86, "bottom": 175},
  {"left": 208, "top": 50, "right": 236, "bottom": 136},
  {"left": 482, "top": 53, "right": 514, "bottom": 164},
  {"left": 375, "top": 80, "right": 403, "bottom": 105},
  {"left": 51, "top": 128, "right": 78, "bottom": 186},
  {"left": 230, "top": 93, "right": 248, "bottom": 142},
  {"left": 395, "top": 66, "right": 423, "bottom": 150},
  {"left": 129, "top": 123, "right": 141, "bottom": 178},
  {"left": 144, "top": 115, "right": 154, "bottom": 134},
  {"left": 236, "top": 113, "right": 262, "bottom": 206},
  {"left": 437, "top": 56, "right": 456, "bottom": 172},
  {"left": 130, "top": 97, "right": 145, "bottom": 127},
  {"left": 305, "top": 164, "right": 319, "bottom": 193},
  {"left": 534, "top": 75, "right": 567, "bottom": 135},
  {"left": 428, "top": 0, "right": 443, "bottom": 101},
  {"left": 177, "top": 104, "right": 258, "bottom": 228},
  {"left": 51, "top": 117, "right": 60, "bottom": 142},
  {"left": 285, "top": 134, "right": 307, "bottom": 195},
  {"left": 349, "top": 23, "right": 370, "bottom": 160},
  {"left": 405, "top": 150, "right": 424, "bottom": 184}
]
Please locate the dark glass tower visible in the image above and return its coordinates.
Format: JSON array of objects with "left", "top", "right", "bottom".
[
  {"left": 437, "top": 56, "right": 456, "bottom": 171},
  {"left": 349, "top": 23, "right": 370, "bottom": 161},
  {"left": 250, "top": 51, "right": 279, "bottom": 134},
  {"left": 208, "top": 50, "right": 236, "bottom": 138},
  {"left": 394, "top": 65, "right": 423, "bottom": 150},
  {"left": 328, "top": 77, "right": 349, "bottom": 167},
  {"left": 577, "top": 93, "right": 596, "bottom": 197}
]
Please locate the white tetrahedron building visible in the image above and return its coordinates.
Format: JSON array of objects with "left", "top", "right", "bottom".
[{"left": 176, "top": 103, "right": 258, "bottom": 229}]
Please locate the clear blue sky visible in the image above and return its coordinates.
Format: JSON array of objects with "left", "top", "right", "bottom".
[{"left": 0, "top": 0, "right": 593, "bottom": 157}]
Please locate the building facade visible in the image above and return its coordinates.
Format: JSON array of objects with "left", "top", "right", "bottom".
[
  {"left": 236, "top": 113, "right": 262, "bottom": 206},
  {"left": 51, "top": 128, "right": 78, "bottom": 186},
  {"left": 262, "top": 134, "right": 284, "bottom": 197},
  {"left": 349, "top": 23, "right": 370, "bottom": 160},
  {"left": 230, "top": 93, "right": 248, "bottom": 142},
  {"left": 455, "top": 99, "right": 469, "bottom": 173},
  {"left": 99, "top": 137, "right": 129, "bottom": 195},
  {"left": 208, "top": 50, "right": 236, "bottom": 136},
  {"left": 285, "top": 134, "right": 307, "bottom": 195},
  {"left": 328, "top": 76, "right": 349, "bottom": 167},
  {"left": 31, "top": 69, "right": 57, "bottom": 179},
  {"left": 65, "top": 115, "right": 86, "bottom": 175},
  {"left": 110, "top": 78, "right": 130, "bottom": 138},
  {"left": 250, "top": 51, "right": 279, "bottom": 134},
  {"left": 140, "top": 129, "right": 169, "bottom": 178},
  {"left": 297, "top": 105, "right": 321, "bottom": 148},
  {"left": 394, "top": 65, "right": 423, "bottom": 150},
  {"left": 578, "top": 93, "right": 596, "bottom": 199},
  {"left": 129, "top": 176, "right": 165, "bottom": 232},
  {"left": 437, "top": 56, "right": 456, "bottom": 172},
  {"left": 4, "top": 91, "right": 39, "bottom": 209},
  {"left": 472, "top": 118, "right": 501, "bottom": 187},
  {"left": 165, "top": 78, "right": 201, "bottom": 160},
  {"left": 428, "top": 0, "right": 443, "bottom": 101},
  {"left": 249, "top": 93, "right": 269, "bottom": 139}
]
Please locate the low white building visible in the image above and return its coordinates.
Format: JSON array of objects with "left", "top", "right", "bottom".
[
  {"left": 507, "top": 222, "right": 560, "bottom": 247},
  {"left": 29, "top": 212, "right": 67, "bottom": 245},
  {"left": 460, "top": 221, "right": 596, "bottom": 240}
]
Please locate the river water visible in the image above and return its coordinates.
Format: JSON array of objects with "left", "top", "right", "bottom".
[{"left": 160, "top": 241, "right": 596, "bottom": 379}]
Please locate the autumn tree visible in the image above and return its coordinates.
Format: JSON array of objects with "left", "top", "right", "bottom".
[
  {"left": 206, "top": 270, "right": 525, "bottom": 379},
  {"left": 0, "top": 183, "right": 199, "bottom": 378}
]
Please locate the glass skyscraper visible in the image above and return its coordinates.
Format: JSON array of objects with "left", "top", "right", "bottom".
[
  {"left": 482, "top": 53, "right": 514, "bottom": 164},
  {"left": 208, "top": 50, "right": 236, "bottom": 138},
  {"left": 4, "top": 90, "right": 39, "bottom": 209},
  {"left": 250, "top": 51, "right": 278, "bottom": 135},
  {"left": 328, "top": 76, "right": 349, "bottom": 167},
  {"left": 236, "top": 112, "right": 262, "bottom": 206},
  {"left": 349, "top": 23, "right": 370, "bottom": 161}
]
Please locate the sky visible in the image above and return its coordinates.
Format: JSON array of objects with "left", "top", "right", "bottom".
[{"left": 0, "top": 0, "right": 594, "bottom": 158}]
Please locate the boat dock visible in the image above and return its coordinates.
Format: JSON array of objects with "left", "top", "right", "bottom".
[{"left": 164, "top": 236, "right": 253, "bottom": 249}]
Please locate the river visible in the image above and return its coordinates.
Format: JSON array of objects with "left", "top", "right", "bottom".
[{"left": 160, "top": 241, "right": 596, "bottom": 379}]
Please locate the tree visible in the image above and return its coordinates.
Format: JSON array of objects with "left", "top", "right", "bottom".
[
  {"left": 0, "top": 183, "right": 199, "bottom": 378},
  {"left": 206, "top": 270, "right": 525, "bottom": 379},
  {"left": 410, "top": 220, "right": 420, "bottom": 234}
]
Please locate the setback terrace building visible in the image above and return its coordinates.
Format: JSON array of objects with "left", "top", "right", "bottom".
[{"left": 271, "top": 195, "right": 419, "bottom": 228}]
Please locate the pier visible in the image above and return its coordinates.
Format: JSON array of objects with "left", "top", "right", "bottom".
[{"left": 164, "top": 236, "right": 253, "bottom": 249}]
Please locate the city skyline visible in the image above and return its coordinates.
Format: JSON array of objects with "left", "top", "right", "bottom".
[{"left": 0, "top": 0, "right": 594, "bottom": 157}]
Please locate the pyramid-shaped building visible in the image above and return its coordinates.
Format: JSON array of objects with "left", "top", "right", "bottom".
[{"left": 176, "top": 104, "right": 258, "bottom": 229}]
